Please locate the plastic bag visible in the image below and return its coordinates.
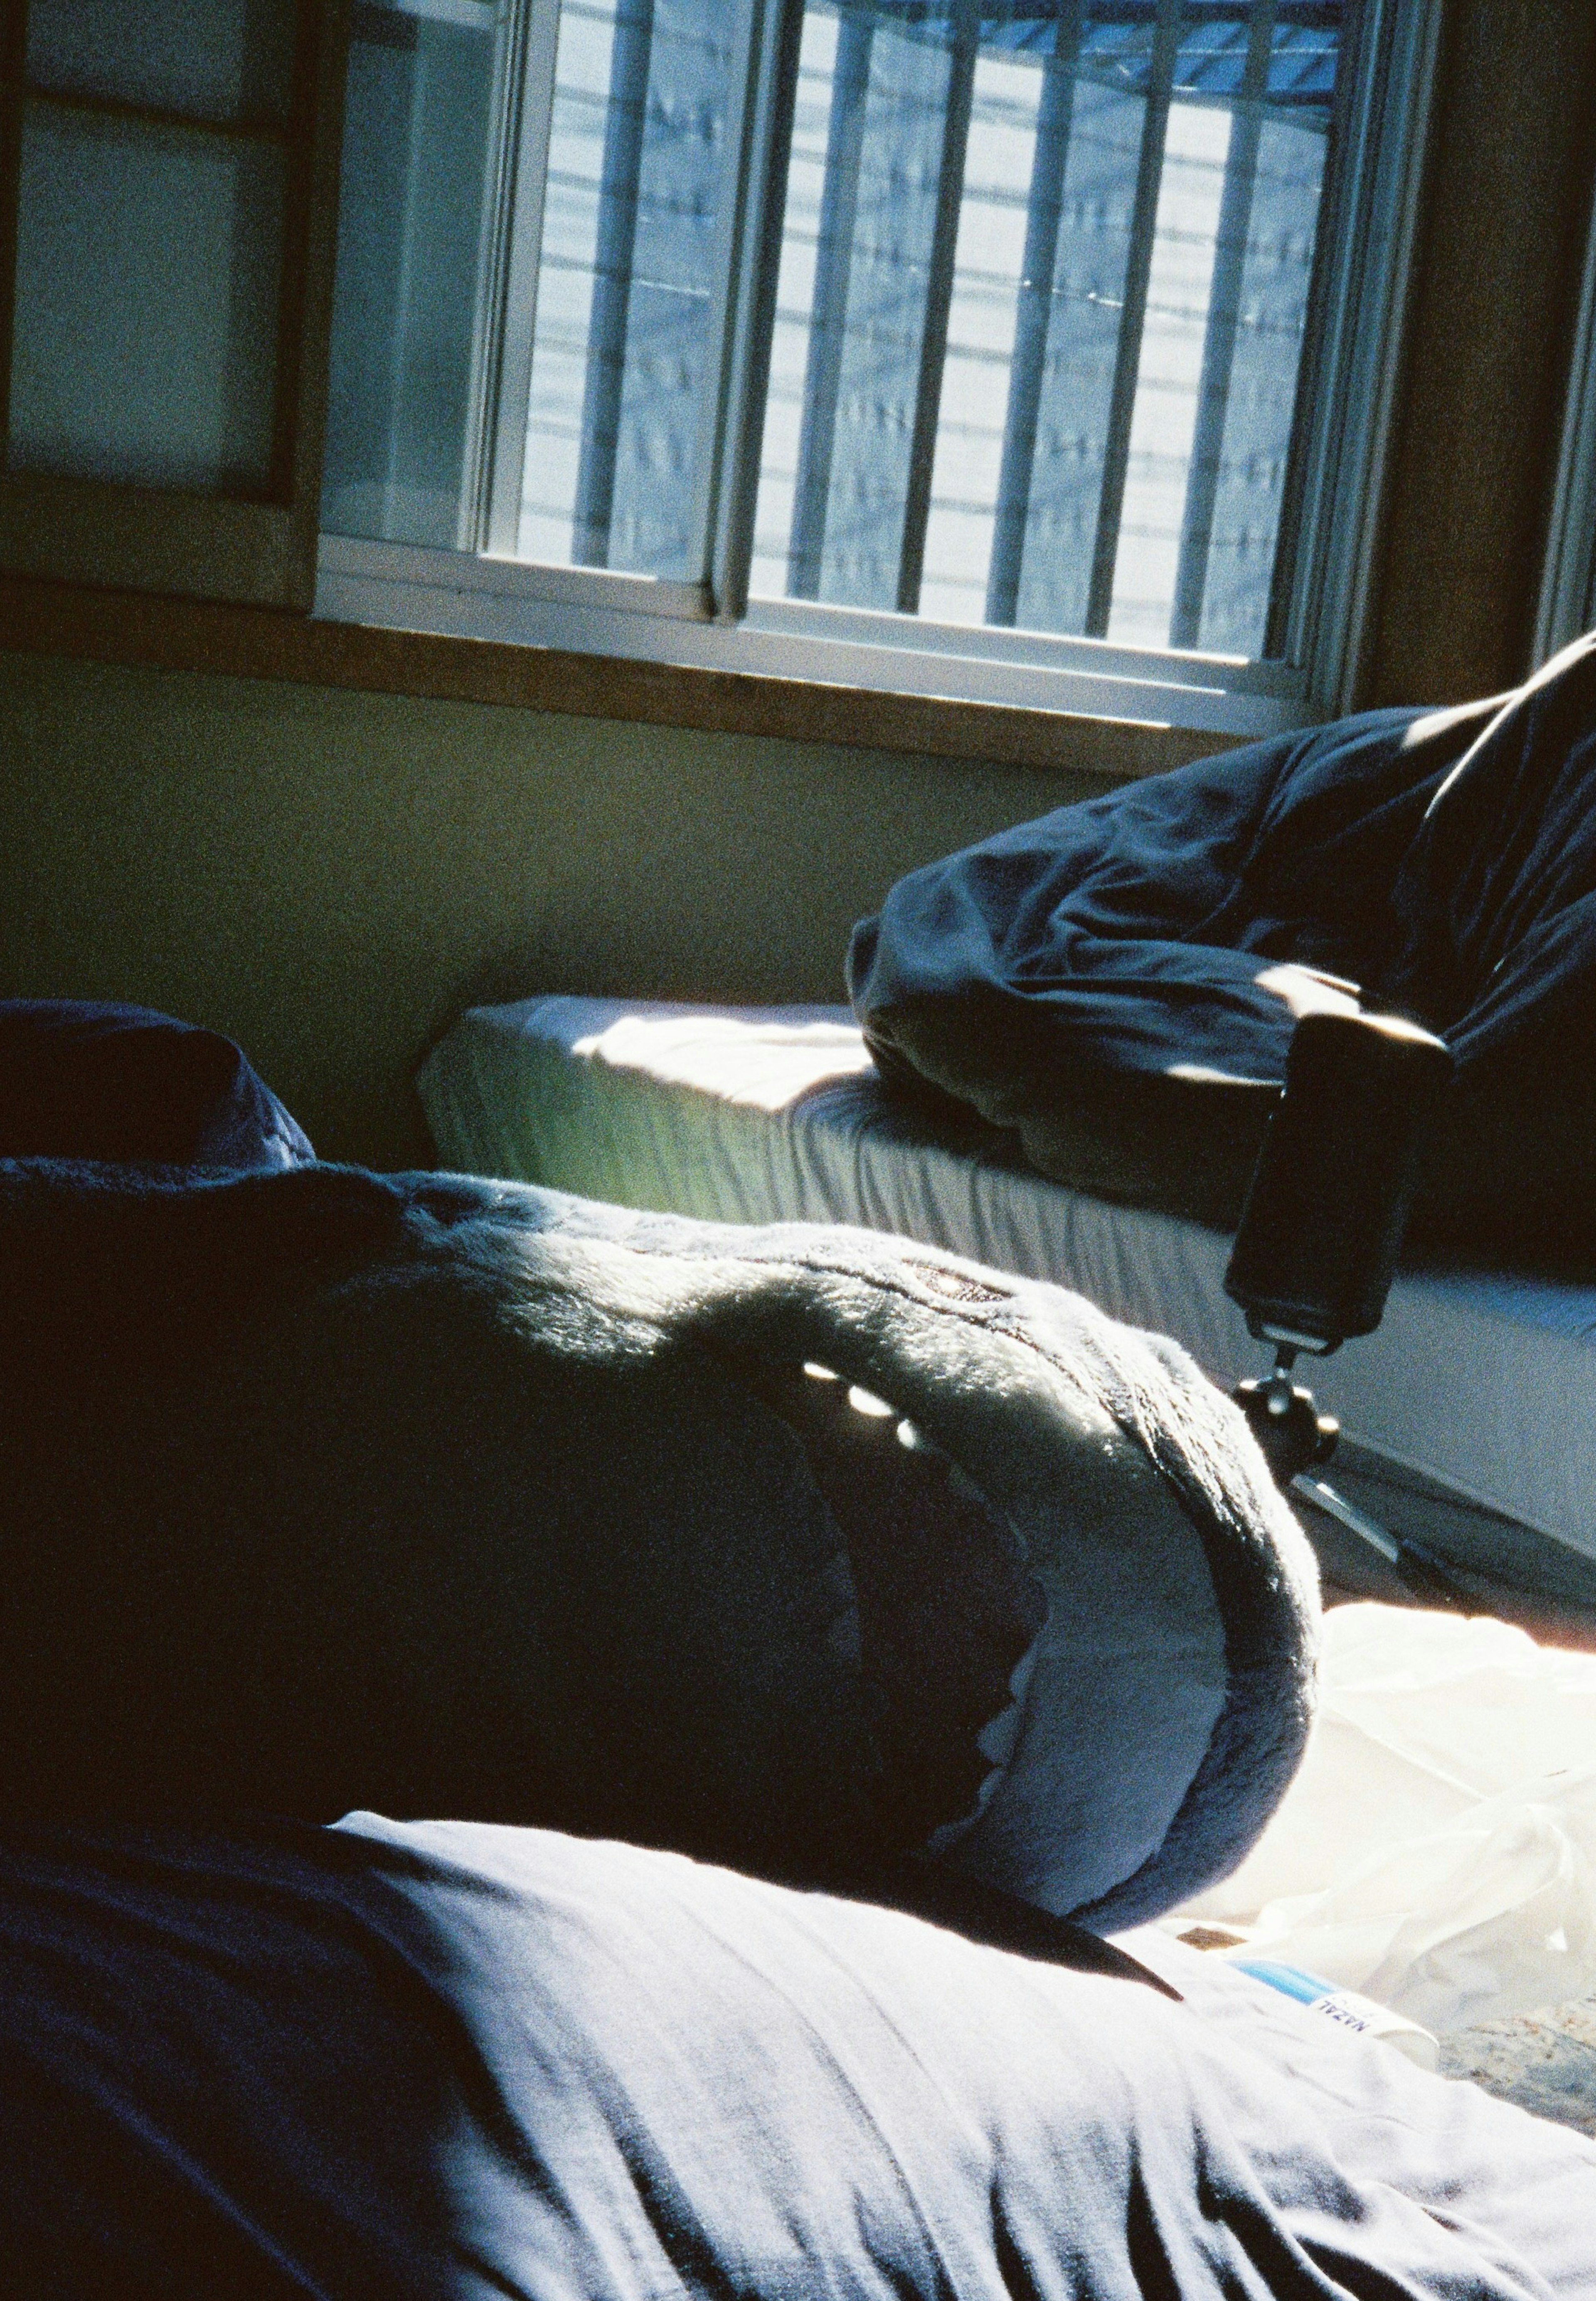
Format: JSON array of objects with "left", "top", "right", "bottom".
[{"left": 1167, "top": 1603, "right": 1596, "bottom": 2033}]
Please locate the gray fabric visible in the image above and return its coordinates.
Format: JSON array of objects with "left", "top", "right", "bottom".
[
  {"left": 443, "top": 1182, "right": 1320, "bottom": 1926},
  {"left": 0, "top": 1157, "right": 1315, "bottom": 1924}
]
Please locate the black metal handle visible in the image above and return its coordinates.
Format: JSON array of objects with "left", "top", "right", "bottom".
[{"left": 1224, "top": 1009, "right": 1454, "bottom": 1356}]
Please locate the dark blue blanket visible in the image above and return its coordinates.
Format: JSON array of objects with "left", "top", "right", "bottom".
[
  {"left": 0, "top": 1000, "right": 314, "bottom": 1170},
  {"left": 849, "top": 637, "right": 1596, "bottom": 1268},
  {"left": 2, "top": 1815, "right": 1591, "bottom": 2299}
]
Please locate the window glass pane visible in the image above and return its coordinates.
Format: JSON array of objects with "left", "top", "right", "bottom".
[
  {"left": 750, "top": 0, "right": 1350, "bottom": 659},
  {"left": 917, "top": 52, "right": 1043, "bottom": 627},
  {"left": 25, "top": 0, "right": 297, "bottom": 124},
  {"left": 1104, "top": 97, "right": 1231, "bottom": 646},
  {"left": 517, "top": 0, "right": 740, "bottom": 576},
  {"left": 1009, "top": 65, "right": 1143, "bottom": 636},
  {"left": 1189, "top": 106, "right": 1328, "bottom": 653},
  {"left": 321, "top": 3, "right": 499, "bottom": 547},
  {"left": 800, "top": 12, "right": 957, "bottom": 609},
  {"left": 7, "top": 105, "right": 286, "bottom": 493}
]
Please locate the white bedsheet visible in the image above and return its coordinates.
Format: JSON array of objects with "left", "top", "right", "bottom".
[{"left": 419, "top": 996, "right": 1596, "bottom": 1576}]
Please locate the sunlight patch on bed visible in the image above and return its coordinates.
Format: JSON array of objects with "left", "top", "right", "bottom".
[{"left": 571, "top": 1012, "right": 873, "bottom": 1111}]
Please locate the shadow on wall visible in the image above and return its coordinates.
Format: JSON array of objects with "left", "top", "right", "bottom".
[{"left": 0, "top": 651, "right": 1119, "bottom": 1167}]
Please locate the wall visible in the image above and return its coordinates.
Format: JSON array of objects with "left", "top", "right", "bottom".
[
  {"left": 0, "top": 648, "right": 1114, "bottom": 1167},
  {"left": 1366, "top": 0, "right": 1596, "bottom": 706}
]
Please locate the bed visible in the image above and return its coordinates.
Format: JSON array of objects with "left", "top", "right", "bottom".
[
  {"left": 419, "top": 993, "right": 1596, "bottom": 1622},
  {"left": 4, "top": 1002, "right": 1594, "bottom": 2293}
]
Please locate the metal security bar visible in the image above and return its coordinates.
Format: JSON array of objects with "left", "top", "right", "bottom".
[
  {"left": 571, "top": 0, "right": 653, "bottom": 565},
  {"left": 320, "top": 0, "right": 1447, "bottom": 717},
  {"left": 985, "top": 5, "right": 1082, "bottom": 627}
]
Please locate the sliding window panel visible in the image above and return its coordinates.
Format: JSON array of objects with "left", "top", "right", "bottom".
[
  {"left": 508, "top": 0, "right": 741, "bottom": 580},
  {"left": 746, "top": 1, "right": 1354, "bottom": 668},
  {"left": 0, "top": 0, "right": 349, "bottom": 609},
  {"left": 305, "top": 0, "right": 1424, "bottom": 710},
  {"left": 321, "top": 1, "right": 499, "bottom": 548}
]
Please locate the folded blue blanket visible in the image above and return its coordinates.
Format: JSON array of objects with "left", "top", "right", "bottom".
[{"left": 850, "top": 635, "right": 1596, "bottom": 1266}]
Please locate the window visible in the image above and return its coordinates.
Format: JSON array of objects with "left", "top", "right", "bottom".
[
  {"left": 0, "top": 0, "right": 346, "bottom": 607},
  {"left": 751, "top": 1, "right": 1336, "bottom": 656},
  {"left": 316, "top": 0, "right": 1443, "bottom": 734}
]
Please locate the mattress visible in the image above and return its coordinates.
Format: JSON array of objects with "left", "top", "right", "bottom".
[{"left": 419, "top": 996, "right": 1596, "bottom": 1597}]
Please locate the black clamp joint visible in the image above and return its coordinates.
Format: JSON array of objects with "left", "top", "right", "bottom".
[{"left": 1232, "top": 1360, "right": 1340, "bottom": 1487}]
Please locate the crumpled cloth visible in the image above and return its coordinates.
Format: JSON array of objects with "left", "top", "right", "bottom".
[{"left": 850, "top": 634, "right": 1596, "bottom": 1267}]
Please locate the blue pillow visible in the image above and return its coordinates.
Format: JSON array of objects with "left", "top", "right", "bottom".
[{"left": 0, "top": 1001, "right": 313, "bottom": 1171}]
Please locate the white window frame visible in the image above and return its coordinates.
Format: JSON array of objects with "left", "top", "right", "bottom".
[
  {"left": 315, "top": 0, "right": 1445, "bottom": 740},
  {"left": 1535, "top": 170, "right": 1596, "bottom": 668}
]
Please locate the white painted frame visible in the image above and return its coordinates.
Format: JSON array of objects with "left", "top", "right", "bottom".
[{"left": 319, "top": 0, "right": 1445, "bottom": 737}]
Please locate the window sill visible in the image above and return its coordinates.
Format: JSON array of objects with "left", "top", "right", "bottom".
[
  {"left": 318, "top": 535, "right": 1311, "bottom": 755},
  {"left": 1, "top": 566, "right": 1265, "bottom": 779}
]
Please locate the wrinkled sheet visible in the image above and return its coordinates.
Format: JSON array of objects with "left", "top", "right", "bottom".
[
  {"left": 849, "top": 637, "right": 1596, "bottom": 1265},
  {"left": 2, "top": 1814, "right": 1593, "bottom": 2299},
  {"left": 1171, "top": 1603, "right": 1596, "bottom": 2035}
]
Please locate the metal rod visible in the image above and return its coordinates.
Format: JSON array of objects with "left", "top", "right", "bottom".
[
  {"left": 896, "top": 0, "right": 980, "bottom": 617},
  {"left": 1291, "top": 1475, "right": 1400, "bottom": 1562},
  {"left": 1169, "top": 0, "right": 1276, "bottom": 647},
  {"left": 571, "top": 0, "right": 655, "bottom": 568},
  {"left": 1293, "top": 1473, "right": 1475, "bottom": 1610},
  {"left": 985, "top": 4, "right": 1082, "bottom": 628},
  {"left": 787, "top": 8, "right": 874, "bottom": 601},
  {"left": 1082, "top": 0, "right": 1184, "bottom": 638},
  {"left": 707, "top": 0, "right": 808, "bottom": 621}
]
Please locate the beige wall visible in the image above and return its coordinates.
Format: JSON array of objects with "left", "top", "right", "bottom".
[
  {"left": 0, "top": 648, "right": 1118, "bottom": 1167},
  {"left": 1366, "top": 0, "right": 1596, "bottom": 707}
]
